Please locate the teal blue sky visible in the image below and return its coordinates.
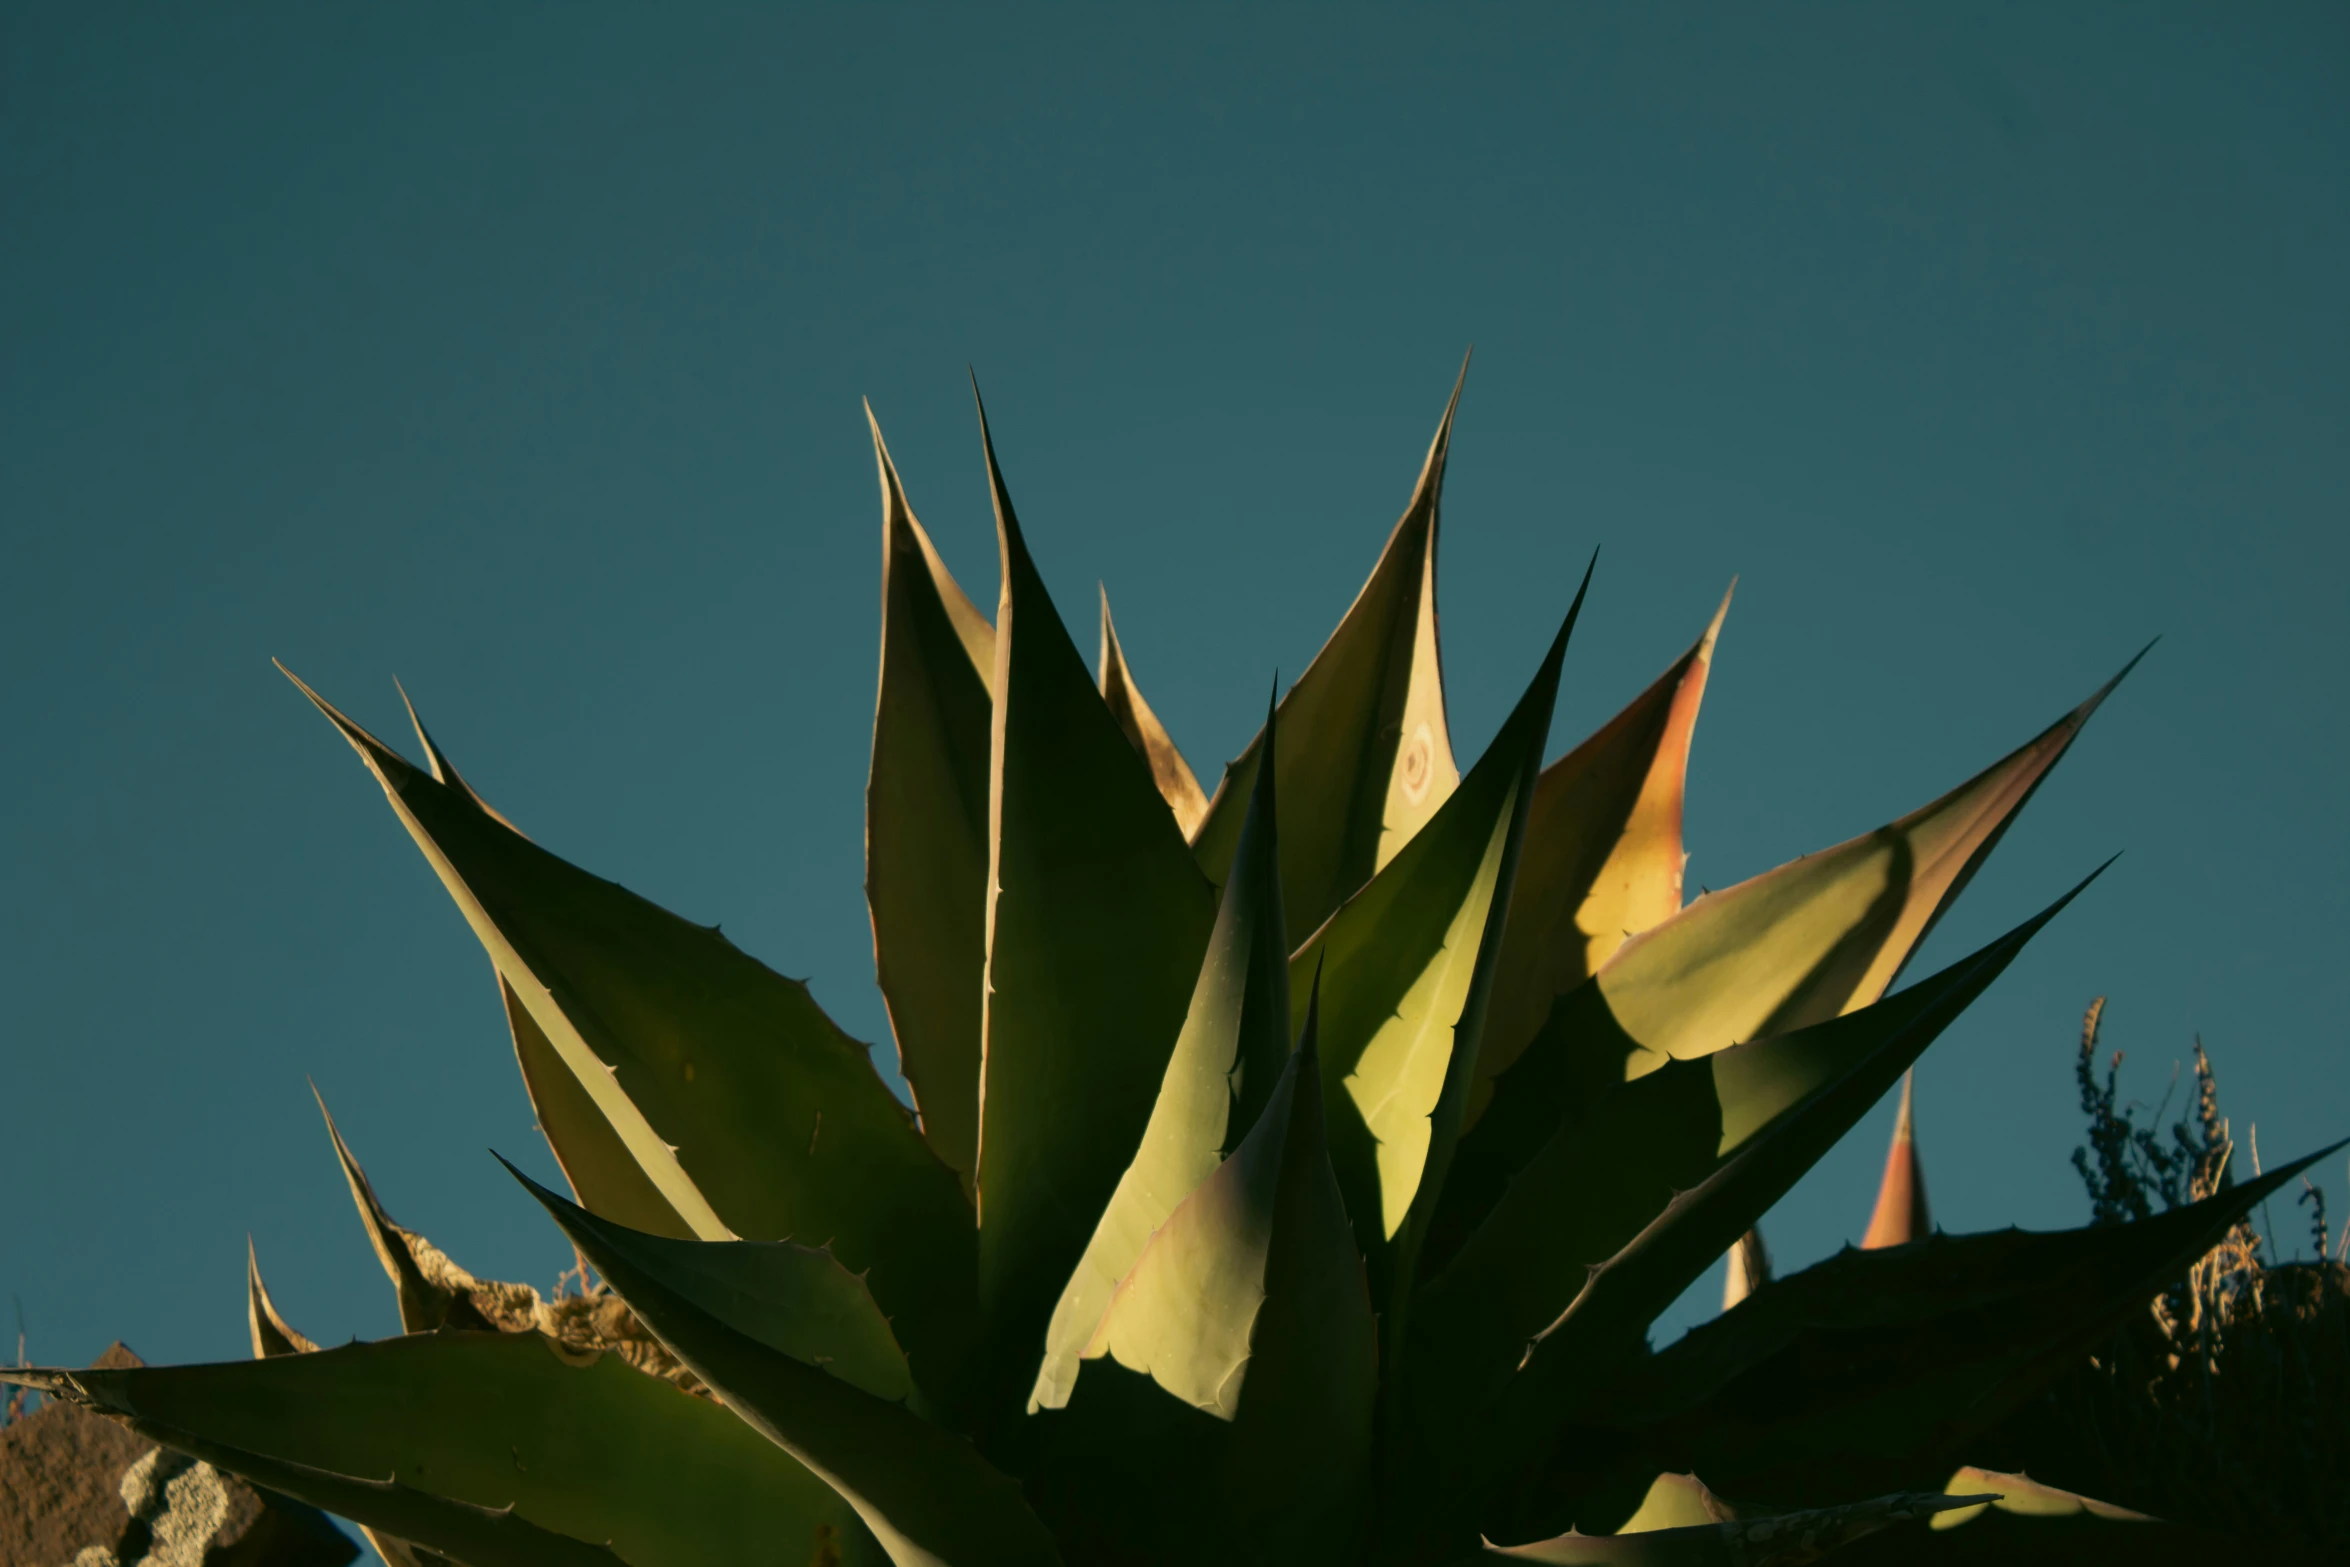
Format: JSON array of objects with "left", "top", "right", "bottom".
[{"left": 5, "top": 0, "right": 2345, "bottom": 1421}]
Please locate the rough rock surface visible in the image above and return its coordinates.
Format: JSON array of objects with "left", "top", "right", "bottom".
[{"left": 0, "top": 1344, "right": 356, "bottom": 1567}]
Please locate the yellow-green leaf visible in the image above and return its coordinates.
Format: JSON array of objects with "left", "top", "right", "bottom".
[
  {"left": 6, "top": 1332, "right": 883, "bottom": 1567},
  {"left": 1077, "top": 1014, "right": 1378, "bottom": 1560},
  {"left": 1470, "top": 588, "right": 1730, "bottom": 1129},
  {"left": 865, "top": 403, "right": 996, "bottom": 1189},
  {"left": 1190, "top": 361, "right": 1468, "bottom": 944},
  {"left": 280, "top": 669, "right": 978, "bottom": 1415},
  {"left": 969, "top": 387, "right": 1218, "bottom": 1405},
  {"left": 519, "top": 1166, "right": 1063, "bottom": 1567},
  {"left": 1030, "top": 691, "right": 1290, "bottom": 1413},
  {"left": 1597, "top": 654, "right": 2144, "bottom": 1082},
  {"left": 1099, "top": 587, "right": 1209, "bottom": 838},
  {"left": 1291, "top": 562, "right": 1583, "bottom": 1296}
]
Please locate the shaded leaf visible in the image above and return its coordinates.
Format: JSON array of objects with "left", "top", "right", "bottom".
[
  {"left": 4, "top": 1331, "right": 880, "bottom": 1567},
  {"left": 517, "top": 1164, "right": 1063, "bottom": 1567},
  {"left": 1543, "top": 1142, "right": 2349, "bottom": 1505},
  {"left": 1099, "top": 586, "right": 1209, "bottom": 837},
  {"left": 1408, "top": 882, "right": 2095, "bottom": 1492},
  {"left": 280, "top": 668, "right": 979, "bottom": 1413},
  {"left": 865, "top": 404, "right": 996, "bottom": 1189},
  {"left": 1469, "top": 1486, "right": 1983, "bottom": 1566},
  {"left": 969, "top": 387, "right": 1218, "bottom": 1405},
  {"left": 1824, "top": 1467, "right": 2318, "bottom": 1566},
  {"left": 1031, "top": 690, "right": 1290, "bottom": 1412},
  {"left": 1472, "top": 870, "right": 2110, "bottom": 1512},
  {"left": 1191, "top": 360, "right": 1468, "bottom": 944},
  {"left": 1470, "top": 587, "right": 1731, "bottom": 1129}
]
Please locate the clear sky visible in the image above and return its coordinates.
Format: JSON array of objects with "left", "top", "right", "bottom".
[{"left": 5, "top": 0, "right": 2344, "bottom": 1421}]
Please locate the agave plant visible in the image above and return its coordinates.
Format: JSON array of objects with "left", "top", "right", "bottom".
[{"left": 11, "top": 370, "right": 2338, "bottom": 1567}]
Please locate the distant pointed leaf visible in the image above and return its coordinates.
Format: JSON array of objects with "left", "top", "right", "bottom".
[
  {"left": 313, "top": 1086, "right": 492, "bottom": 1334},
  {"left": 865, "top": 404, "right": 996, "bottom": 1188},
  {"left": 1469, "top": 589, "right": 1729, "bottom": 1129},
  {"left": 280, "top": 668, "right": 978, "bottom": 1414},
  {"left": 1031, "top": 691, "right": 1289, "bottom": 1412},
  {"left": 517, "top": 1166, "right": 1063, "bottom": 1567},
  {"left": 969, "top": 389, "right": 1217, "bottom": 1404},
  {"left": 1720, "top": 1228, "right": 1770, "bottom": 1312},
  {"left": 4, "top": 1331, "right": 883, "bottom": 1567},
  {"left": 1191, "top": 362, "right": 1468, "bottom": 943},
  {"left": 1860, "top": 1073, "right": 1931, "bottom": 1249},
  {"left": 1098, "top": 587, "right": 1209, "bottom": 837},
  {"left": 246, "top": 1240, "right": 319, "bottom": 1359}
]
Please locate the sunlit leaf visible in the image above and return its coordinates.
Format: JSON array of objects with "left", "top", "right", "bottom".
[
  {"left": 1191, "top": 359, "right": 1468, "bottom": 944},
  {"left": 1077, "top": 1011, "right": 1378, "bottom": 1559},
  {"left": 1596, "top": 653, "right": 2145, "bottom": 1082},
  {"left": 1099, "top": 587, "right": 1209, "bottom": 838},
  {"left": 1290, "top": 564, "right": 1583, "bottom": 1303},
  {"left": 1471, "top": 587, "right": 1731, "bottom": 1129}
]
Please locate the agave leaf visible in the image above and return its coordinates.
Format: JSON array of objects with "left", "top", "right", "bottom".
[
  {"left": 247, "top": 1240, "right": 457, "bottom": 1567},
  {"left": 312, "top": 1085, "right": 498, "bottom": 1334},
  {"left": 503, "top": 972, "right": 685, "bottom": 1239},
  {"left": 969, "top": 386, "right": 1218, "bottom": 1404},
  {"left": 1824, "top": 1467, "right": 2307, "bottom": 1565},
  {"left": 1077, "top": 1006, "right": 1378, "bottom": 1557},
  {"left": 1594, "top": 653, "right": 2144, "bottom": 1083},
  {"left": 1545, "top": 1142, "right": 2349, "bottom": 1505},
  {"left": 1469, "top": 587, "right": 1731, "bottom": 1130},
  {"left": 1099, "top": 587, "right": 1209, "bottom": 837},
  {"left": 1191, "top": 360, "right": 1468, "bottom": 943},
  {"left": 1442, "top": 660, "right": 2142, "bottom": 1261},
  {"left": 1410, "top": 883, "right": 2092, "bottom": 1449},
  {"left": 1468, "top": 1487, "right": 1983, "bottom": 1565},
  {"left": 279, "top": 668, "right": 979, "bottom": 1411},
  {"left": 246, "top": 1239, "right": 318, "bottom": 1358},
  {"left": 1030, "top": 690, "right": 1290, "bottom": 1413},
  {"left": 1470, "top": 870, "right": 2109, "bottom": 1504},
  {"left": 1290, "top": 562, "right": 1584, "bottom": 1297},
  {"left": 391, "top": 696, "right": 688, "bottom": 1240},
  {"left": 487, "top": 1184, "right": 927, "bottom": 1412},
  {"left": 517, "top": 1165, "right": 1064, "bottom": 1567},
  {"left": 865, "top": 404, "right": 996, "bottom": 1189},
  {"left": 2, "top": 1331, "right": 881, "bottom": 1567},
  {"left": 1859, "top": 1073, "right": 1930, "bottom": 1248}
]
